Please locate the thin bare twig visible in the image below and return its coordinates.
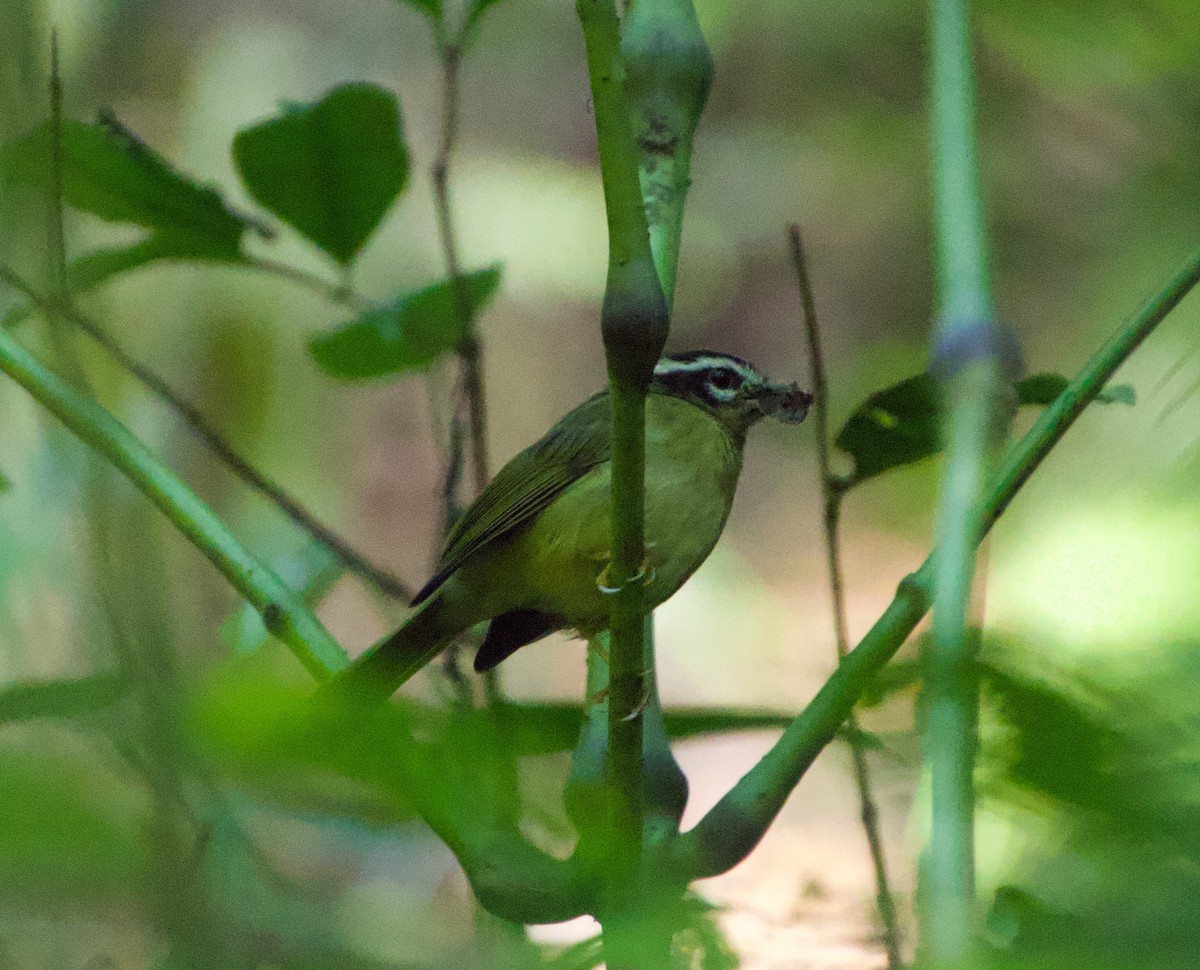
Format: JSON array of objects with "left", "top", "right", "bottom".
[
  {"left": 240, "top": 254, "right": 372, "bottom": 312},
  {"left": 432, "top": 36, "right": 490, "bottom": 498},
  {"left": 430, "top": 29, "right": 498, "bottom": 697},
  {"left": 789, "top": 224, "right": 904, "bottom": 969},
  {"left": 0, "top": 264, "right": 413, "bottom": 601}
]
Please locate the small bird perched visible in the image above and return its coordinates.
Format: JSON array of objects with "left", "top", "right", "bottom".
[{"left": 331, "top": 351, "right": 811, "bottom": 704}]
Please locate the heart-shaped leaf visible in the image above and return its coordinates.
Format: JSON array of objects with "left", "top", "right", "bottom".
[
  {"left": 310, "top": 267, "right": 501, "bottom": 379},
  {"left": 233, "top": 84, "right": 409, "bottom": 266}
]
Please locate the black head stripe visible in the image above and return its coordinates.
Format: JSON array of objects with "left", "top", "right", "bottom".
[{"left": 652, "top": 351, "right": 762, "bottom": 408}]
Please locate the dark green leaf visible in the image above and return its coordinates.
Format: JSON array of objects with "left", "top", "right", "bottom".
[
  {"left": 393, "top": 0, "right": 442, "bottom": 21},
  {"left": 310, "top": 267, "right": 501, "bottom": 379},
  {"left": 2, "top": 115, "right": 251, "bottom": 260},
  {"left": 67, "top": 232, "right": 245, "bottom": 292},
  {"left": 834, "top": 372, "right": 942, "bottom": 484},
  {"left": 1014, "top": 372, "right": 1069, "bottom": 406},
  {"left": 1015, "top": 372, "right": 1136, "bottom": 407},
  {"left": 836, "top": 370, "right": 1137, "bottom": 485},
  {"left": 232, "top": 83, "right": 409, "bottom": 265},
  {"left": 0, "top": 470, "right": 9, "bottom": 494},
  {"left": 0, "top": 673, "right": 126, "bottom": 724}
]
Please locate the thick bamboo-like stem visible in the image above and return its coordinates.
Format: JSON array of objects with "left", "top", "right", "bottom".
[
  {"left": 922, "top": 0, "right": 1014, "bottom": 962},
  {"left": 577, "top": 1, "right": 669, "bottom": 964},
  {"left": 671, "top": 245, "right": 1200, "bottom": 881}
]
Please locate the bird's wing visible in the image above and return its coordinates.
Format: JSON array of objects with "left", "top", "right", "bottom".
[{"left": 412, "top": 391, "right": 613, "bottom": 604}]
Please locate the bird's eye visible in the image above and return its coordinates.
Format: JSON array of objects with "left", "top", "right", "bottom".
[{"left": 708, "top": 368, "right": 738, "bottom": 391}]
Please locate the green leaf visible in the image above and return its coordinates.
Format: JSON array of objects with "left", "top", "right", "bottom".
[
  {"left": 0, "top": 469, "right": 9, "bottom": 494},
  {"left": 67, "top": 232, "right": 245, "bottom": 292},
  {"left": 836, "top": 370, "right": 1137, "bottom": 485},
  {"left": 310, "top": 267, "right": 501, "bottom": 379},
  {"left": 2, "top": 115, "right": 252, "bottom": 259},
  {"left": 0, "top": 746, "right": 147, "bottom": 904},
  {"left": 834, "top": 372, "right": 942, "bottom": 484},
  {"left": 1015, "top": 372, "right": 1136, "bottom": 407},
  {"left": 393, "top": 0, "right": 442, "bottom": 21},
  {"left": 232, "top": 84, "right": 409, "bottom": 265}
]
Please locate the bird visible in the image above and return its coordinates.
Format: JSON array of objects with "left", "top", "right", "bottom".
[{"left": 328, "top": 351, "right": 811, "bottom": 704}]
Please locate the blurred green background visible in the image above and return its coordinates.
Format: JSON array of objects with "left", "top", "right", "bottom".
[{"left": 2, "top": 0, "right": 1200, "bottom": 967}]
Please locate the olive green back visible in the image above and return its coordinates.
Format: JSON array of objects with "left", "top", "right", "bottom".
[{"left": 412, "top": 391, "right": 614, "bottom": 604}]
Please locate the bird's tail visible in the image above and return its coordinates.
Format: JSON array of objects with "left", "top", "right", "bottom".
[{"left": 319, "top": 596, "right": 455, "bottom": 707}]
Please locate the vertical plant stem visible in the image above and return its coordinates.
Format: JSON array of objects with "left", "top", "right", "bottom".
[
  {"left": 789, "top": 225, "right": 903, "bottom": 969},
  {"left": 577, "top": 2, "right": 669, "bottom": 962},
  {"left": 923, "top": 0, "right": 1012, "bottom": 963}
]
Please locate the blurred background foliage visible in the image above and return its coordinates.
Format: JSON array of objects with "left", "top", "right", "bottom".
[{"left": 1, "top": 0, "right": 1199, "bottom": 966}]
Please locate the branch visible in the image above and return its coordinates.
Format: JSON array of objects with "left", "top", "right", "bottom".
[
  {"left": 0, "top": 265, "right": 414, "bottom": 601},
  {"left": 0, "top": 323, "right": 348, "bottom": 679},
  {"left": 577, "top": 0, "right": 669, "bottom": 919},
  {"left": 432, "top": 36, "right": 491, "bottom": 498},
  {"left": 241, "top": 254, "right": 372, "bottom": 312},
  {"left": 923, "top": 1, "right": 1013, "bottom": 959},
  {"left": 620, "top": 0, "right": 713, "bottom": 308},
  {"left": 670, "top": 243, "right": 1200, "bottom": 881},
  {"left": 790, "top": 225, "right": 903, "bottom": 969}
]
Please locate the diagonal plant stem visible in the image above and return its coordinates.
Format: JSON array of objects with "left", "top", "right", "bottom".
[
  {"left": 0, "top": 322, "right": 348, "bottom": 679},
  {"left": 670, "top": 243, "right": 1200, "bottom": 882},
  {"left": 576, "top": 2, "right": 669, "bottom": 958},
  {"left": 789, "top": 224, "right": 903, "bottom": 969},
  {"left": 0, "top": 265, "right": 414, "bottom": 601}
]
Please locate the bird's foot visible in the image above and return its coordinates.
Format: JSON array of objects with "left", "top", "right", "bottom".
[{"left": 595, "top": 557, "right": 657, "bottom": 595}]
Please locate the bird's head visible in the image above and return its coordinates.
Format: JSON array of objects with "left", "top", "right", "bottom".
[{"left": 650, "top": 351, "right": 813, "bottom": 436}]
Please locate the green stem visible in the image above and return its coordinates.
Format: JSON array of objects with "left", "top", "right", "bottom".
[
  {"left": 923, "top": 0, "right": 1007, "bottom": 959},
  {"left": 621, "top": 0, "right": 713, "bottom": 307},
  {"left": 0, "top": 326, "right": 347, "bottom": 680},
  {"left": 0, "top": 266, "right": 413, "bottom": 601},
  {"left": 671, "top": 244, "right": 1200, "bottom": 881},
  {"left": 577, "top": 0, "right": 669, "bottom": 893},
  {"left": 617, "top": 0, "right": 713, "bottom": 856}
]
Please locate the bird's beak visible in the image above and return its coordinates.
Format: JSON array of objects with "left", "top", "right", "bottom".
[{"left": 750, "top": 381, "right": 813, "bottom": 424}]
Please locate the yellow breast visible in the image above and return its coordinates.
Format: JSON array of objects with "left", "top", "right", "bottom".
[{"left": 515, "top": 395, "right": 742, "bottom": 635}]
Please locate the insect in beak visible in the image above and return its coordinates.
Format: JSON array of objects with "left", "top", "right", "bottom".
[{"left": 750, "top": 381, "right": 813, "bottom": 424}]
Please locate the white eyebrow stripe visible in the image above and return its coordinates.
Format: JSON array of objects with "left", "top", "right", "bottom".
[{"left": 654, "top": 357, "right": 760, "bottom": 379}]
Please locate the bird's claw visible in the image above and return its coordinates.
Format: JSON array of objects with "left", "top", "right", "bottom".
[{"left": 596, "top": 557, "right": 657, "bottom": 596}]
